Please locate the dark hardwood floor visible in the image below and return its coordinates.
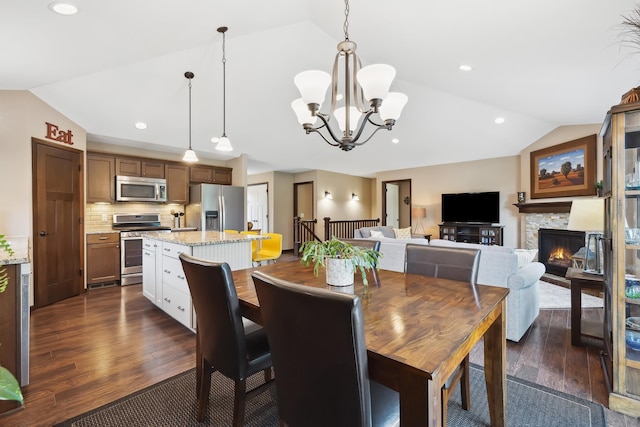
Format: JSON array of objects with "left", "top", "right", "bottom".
[{"left": 3, "top": 257, "right": 640, "bottom": 426}]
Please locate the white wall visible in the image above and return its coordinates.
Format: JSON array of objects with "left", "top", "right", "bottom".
[{"left": 0, "top": 90, "right": 87, "bottom": 240}]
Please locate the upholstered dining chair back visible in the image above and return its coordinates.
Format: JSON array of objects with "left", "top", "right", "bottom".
[
  {"left": 405, "top": 244, "right": 480, "bottom": 284},
  {"left": 179, "top": 253, "right": 273, "bottom": 425},
  {"left": 341, "top": 239, "right": 381, "bottom": 286},
  {"left": 252, "top": 271, "right": 399, "bottom": 427}
]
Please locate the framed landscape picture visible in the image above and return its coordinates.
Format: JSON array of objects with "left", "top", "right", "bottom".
[{"left": 530, "top": 134, "right": 597, "bottom": 199}]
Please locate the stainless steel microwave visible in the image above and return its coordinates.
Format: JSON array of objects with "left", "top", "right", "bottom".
[{"left": 116, "top": 175, "right": 167, "bottom": 202}]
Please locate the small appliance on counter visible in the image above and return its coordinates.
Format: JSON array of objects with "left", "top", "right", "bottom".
[{"left": 112, "top": 213, "right": 171, "bottom": 285}]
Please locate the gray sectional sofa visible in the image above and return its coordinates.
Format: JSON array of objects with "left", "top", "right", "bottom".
[{"left": 353, "top": 226, "right": 545, "bottom": 342}]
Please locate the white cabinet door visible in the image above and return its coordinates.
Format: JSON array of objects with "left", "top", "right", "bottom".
[{"left": 142, "top": 247, "right": 156, "bottom": 302}]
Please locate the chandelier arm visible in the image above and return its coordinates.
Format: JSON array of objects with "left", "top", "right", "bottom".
[
  {"left": 315, "top": 113, "right": 347, "bottom": 144},
  {"left": 365, "top": 114, "right": 391, "bottom": 129},
  {"left": 350, "top": 124, "right": 388, "bottom": 147},
  {"left": 307, "top": 128, "right": 341, "bottom": 147},
  {"left": 347, "top": 109, "right": 381, "bottom": 143}
]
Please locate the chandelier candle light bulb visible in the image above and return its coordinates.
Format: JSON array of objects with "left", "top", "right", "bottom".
[{"left": 291, "top": 0, "right": 407, "bottom": 151}]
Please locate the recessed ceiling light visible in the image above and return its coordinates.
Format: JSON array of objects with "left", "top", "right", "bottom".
[
  {"left": 336, "top": 93, "right": 344, "bottom": 101},
  {"left": 392, "top": 138, "right": 399, "bottom": 144},
  {"left": 458, "top": 64, "right": 472, "bottom": 71},
  {"left": 48, "top": 2, "right": 79, "bottom": 15},
  {"left": 211, "top": 137, "right": 219, "bottom": 143},
  {"left": 494, "top": 117, "right": 505, "bottom": 124},
  {"left": 134, "top": 122, "right": 147, "bottom": 130}
]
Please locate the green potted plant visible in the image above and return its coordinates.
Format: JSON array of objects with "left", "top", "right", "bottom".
[
  {"left": 0, "top": 235, "right": 23, "bottom": 405},
  {"left": 300, "top": 237, "right": 382, "bottom": 286},
  {"left": 595, "top": 180, "right": 604, "bottom": 197}
]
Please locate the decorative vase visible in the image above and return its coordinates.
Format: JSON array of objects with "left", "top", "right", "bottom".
[{"left": 325, "top": 258, "right": 354, "bottom": 287}]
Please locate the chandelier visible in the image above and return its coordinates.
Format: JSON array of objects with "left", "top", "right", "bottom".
[{"left": 291, "top": 0, "right": 408, "bottom": 151}]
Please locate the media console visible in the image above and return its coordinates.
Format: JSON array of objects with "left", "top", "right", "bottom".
[{"left": 439, "top": 223, "right": 504, "bottom": 245}]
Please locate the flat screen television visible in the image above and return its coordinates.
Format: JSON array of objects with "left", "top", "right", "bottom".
[{"left": 441, "top": 191, "right": 500, "bottom": 224}]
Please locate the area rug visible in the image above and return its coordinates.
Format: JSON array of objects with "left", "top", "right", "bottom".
[
  {"left": 539, "top": 280, "right": 603, "bottom": 309},
  {"left": 55, "top": 364, "right": 605, "bottom": 427}
]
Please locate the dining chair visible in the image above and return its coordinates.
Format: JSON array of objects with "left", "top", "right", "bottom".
[
  {"left": 341, "top": 239, "right": 381, "bottom": 286},
  {"left": 251, "top": 270, "right": 399, "bottom": 427},
  {"left": 252, "top": 232, "right": 283, "bottom": 265},
  {"left": 404, "top": 243, "right": 481, "bottom": 426},
  {"left": 178, "top": 253, "right": 274, "bottom": 425}
]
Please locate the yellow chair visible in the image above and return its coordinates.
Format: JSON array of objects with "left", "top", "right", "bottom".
[
  {"left": 223, "top": 229, "right": 239, "bottom": 234},
  {"left": 252, "top": 233, "right": 282, "bottom": 265},
  {"left": 240, "top": 231, "right": 258, "bottom": 253}
]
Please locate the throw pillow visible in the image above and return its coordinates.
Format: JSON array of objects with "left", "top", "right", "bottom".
[
  {"left": 393, "top": 227, "right": 412, "bottom": 239},
  {"left": 514, "top": 249, "right": 538, "bottom": 268},
  {"left": 370, "top": 230, "right": 385, "bottom": 238}
]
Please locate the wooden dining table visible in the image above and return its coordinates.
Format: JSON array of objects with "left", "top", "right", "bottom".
[{"left": 231, "top": 260, "right": 509, "bottom": 427}]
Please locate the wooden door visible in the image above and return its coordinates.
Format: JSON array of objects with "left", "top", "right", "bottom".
[{"left": 33, "top": 139, "right": 83, "bottom": 307}]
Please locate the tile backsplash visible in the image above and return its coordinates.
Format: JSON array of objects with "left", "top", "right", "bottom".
[{"left": 85, "top": 203, "right": 186, "bottom": 233}]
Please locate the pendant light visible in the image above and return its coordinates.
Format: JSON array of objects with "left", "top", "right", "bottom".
[
  {"left": 213, "top": 26, "right": 233, "bottom": 152},
  {"left": 182, "top": 71, "right": 199, "bottom": 162}
]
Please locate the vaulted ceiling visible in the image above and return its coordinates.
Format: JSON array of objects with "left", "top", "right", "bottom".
[{"left": 3, "top": 0, "right": 639, "bottom": 176}]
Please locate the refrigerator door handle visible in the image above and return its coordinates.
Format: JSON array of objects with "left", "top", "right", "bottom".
[{"left": 219, "top": 195, "right": 225, "bottom": 230}]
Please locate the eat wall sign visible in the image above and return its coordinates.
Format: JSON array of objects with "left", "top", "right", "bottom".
[{"left": 45, "top": 122, "right": 74, "bottom": 145}]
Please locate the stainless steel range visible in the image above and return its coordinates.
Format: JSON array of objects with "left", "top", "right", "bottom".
[{"left": 112, "top": 213, "right": 171, "bottom": 286}]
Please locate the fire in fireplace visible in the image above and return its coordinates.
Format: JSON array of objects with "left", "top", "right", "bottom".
[{"left": 538, "top": 228, "right": 585, "bottom": 277}]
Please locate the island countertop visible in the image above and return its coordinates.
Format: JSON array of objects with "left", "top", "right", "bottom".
[{"left": 143, "top": 230, "right": 269, "bottom": 247}]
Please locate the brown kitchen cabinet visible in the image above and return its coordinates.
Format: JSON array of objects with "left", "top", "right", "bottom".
[
  {"left": 86, "top": 233, "right": 120, "bottom": 286},
  {"left": 116, "top": 157, "right": 165, "bottom": 178},
  {"left": 165, "top": 163, "right": 189, "bottom": 204},
  {"left": 86, "top": 153, "right": 115, "bottom": 203},
  {"left": 189, "top": 165, "right": 232, "bottom": 185}
]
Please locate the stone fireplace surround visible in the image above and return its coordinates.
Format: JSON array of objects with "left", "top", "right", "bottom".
[{"left": 518, "top": 201, "right": 581, "bottom": 277}]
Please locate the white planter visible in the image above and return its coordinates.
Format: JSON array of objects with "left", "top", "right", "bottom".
[{"left": 326, "top": 258, "right": 355, "bottom": 286}]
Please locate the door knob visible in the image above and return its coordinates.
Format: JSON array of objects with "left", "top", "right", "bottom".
[{"left": 39, "top": 231, "right": 48, "bottom": 236}]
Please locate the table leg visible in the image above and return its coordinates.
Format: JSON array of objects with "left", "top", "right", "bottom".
[
  {"left": 397, "top": 371, "right": 433, "bottom": 426},
  {"left": 484, "top": 299, "right": 506, "bottom": 427},
  {"left": 570, "top": 279, "right": 581, "bottom": 346}
]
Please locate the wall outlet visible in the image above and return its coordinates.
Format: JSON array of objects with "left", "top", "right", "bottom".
[{"left": 101, "top": 214, "right": 108, "bottom": 222}]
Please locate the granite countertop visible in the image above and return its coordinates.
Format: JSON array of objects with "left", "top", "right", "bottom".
[
  {"left": 143, "top": 230, "right": 269, "bottom": 247},
  {"left": 0, "top": 249, "right": 29, "bottom": 265},
  {"left": 87, "top": 230, "right": 120, "bottom": 235}
]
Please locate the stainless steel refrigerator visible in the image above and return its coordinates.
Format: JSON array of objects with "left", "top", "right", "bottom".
[{"left": 185, "top": 184, "right": 246, "bottom": 232}]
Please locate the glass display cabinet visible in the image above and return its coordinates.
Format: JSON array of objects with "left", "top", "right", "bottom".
[{"left": 602, "top": 101, "right": 640, "bottom": 416}]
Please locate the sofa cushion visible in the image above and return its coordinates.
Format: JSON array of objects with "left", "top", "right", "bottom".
[
  {"left": 393, "top": 227, "right": 412, "bottom": 239},
  {"left": 370, "top": 230, "right": 385, "bottom": 238}
]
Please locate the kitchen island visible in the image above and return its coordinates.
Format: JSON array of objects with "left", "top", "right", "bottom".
[{"left": 142, "top": 231, "right": 267, "bottom": 330}]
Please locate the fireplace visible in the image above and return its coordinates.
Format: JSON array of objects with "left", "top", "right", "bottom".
[{"left": 538, "top": 228, "right": 585, "bottom": 276}]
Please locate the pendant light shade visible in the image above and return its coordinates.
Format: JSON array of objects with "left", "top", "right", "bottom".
[
  {"left": 183, "top": 71, "right": 198, "bottom": 163},
  {"left": 214, "top": 26, "right": 233, "bottom": 152}
]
